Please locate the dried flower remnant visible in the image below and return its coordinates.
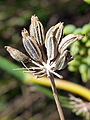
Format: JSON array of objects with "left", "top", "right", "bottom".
[
  {"left": 69, "top": 95, "right": 90, "bottom": 120},
  {"left": 5, "top": 46, "right": 31, "bottom": 69},
  {"left": 5, "top": 46, "right": 31, "bottom": 63},
  {"left": 5, "top": 15, "right": 83, "bottom": 120},
  {"left": 5, "top": 16, "right": 83, "bottom": 78}
]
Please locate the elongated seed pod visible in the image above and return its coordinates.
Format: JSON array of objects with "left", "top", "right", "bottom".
[
  {"left": 22, "top": 28, "right": 42, "bottom": 61},
  {"left": 54, "top": 50, "right": 68, "bottom": 70},
  {"left": 5, "top": 46, "right": 30, "bottom": 63},
  {"left": 55, "top": 22, "right": 64, "bottom": 44},
  {"left": 45, "top": 22, "right": 63, "bottom": 45},
  {"left": 29, "top": 15, "right": 45, "bottom": 46},
  {"left": 59, "top": 34, "right": 84, "bottom": 53},
  {"left": 62, "top": 51, "right": 73, "bottom": 69},
  {"left": 45, "top": 26, "right": 54, "bottom": 41},
  {"left": 45, "top": 22, "right": 64, "bottom": 61},
  {"left": 45, "top": 24, "right": 61, "bottom": 61},
  {"left": 45, "top": 33, "right": 57, "bottom": 61}
]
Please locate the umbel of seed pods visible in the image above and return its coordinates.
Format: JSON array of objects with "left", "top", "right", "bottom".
[
  {"left": 5, "top": 15, "right": 84, "bottom": 120},
  {"left": 5, "top": 15, "right": 83, "bottom": 78}
]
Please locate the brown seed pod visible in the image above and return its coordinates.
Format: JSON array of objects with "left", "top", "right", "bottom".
[
  {"left": 45, "top": 22, "right": 64, "bottom": 45},
  {"left": 54, "top": 50, "right": 68, "bottom": 70},
  {"left": 22, "top": 28, "right": 42, "bottom": 62},
  {"left": 45, "top": 33, "right": 57, "bottom": 61},
  {"left": 55, "top": 22, "right": 64, "bottom": 45},
  {"left": 45, "top": 22, "right": 64, "bottom": 61},
  {"left": 59, "top": 34, "right": 84, "bottom": 54},
  {"left": 5, "top": 46, "right": 31, "bottom": 63},
  {"left": 29, "top": 15, "right": 45, "bottom": 46}
]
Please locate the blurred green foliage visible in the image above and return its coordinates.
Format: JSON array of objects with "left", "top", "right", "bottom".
[
  {"left": 0, "top": 56, "right": 72, "bottom": 120},
  {"left": 84, "top": 0, "right": 90, "bottom": 4},
  {"left": 0, "top": 0, "right": 90, "bottom": 119},
  {"left": 64, "top": 23, "right": 90, "bottom": 82},
  {"left": 64, "top": 24, "right": 76, "bottom": 34}
]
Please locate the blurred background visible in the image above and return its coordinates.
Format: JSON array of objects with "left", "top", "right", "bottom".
[{"left": 0, "top": 0, "right": 90, "bottom": 120}]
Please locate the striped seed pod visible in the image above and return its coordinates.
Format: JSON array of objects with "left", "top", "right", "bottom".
[
  {"left": 22, "top": 28, "right": 42, "bottom": 62},
  {"left": 45, "top": 26, "right": 54, "bottom": 41},
  {"left": 45, "top": 22, "right": 64, "bottom": 61},
  {"left": 5, "top": 46, "right": 30, "bottom": 63},
  {"left": 29, "top": 15, "right": 45, "bottom": 46},
  {"left": 45, "top": 22, "right": 64, "bottom": 45},
  {"left": 45, "top": 33, "right": 57, "bottom": 61},
  {"left": 55, "top": 22, "right": 64, "bottom": 45},
  {"left": 62, "top": 51, "right": 73, "bottom": 69},
  {"left": 54, "top": 50, "right": 68, "bottom": 70},
  {"left": 59, "top": 34, "right": 84, "bottom": 54},
  {"left": 56, "top": 51, "right": 73, "bottom": 70}
]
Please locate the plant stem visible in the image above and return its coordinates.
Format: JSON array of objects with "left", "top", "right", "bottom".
[{"left": 48, "top": 72, "right": 65, "bottom": 120}]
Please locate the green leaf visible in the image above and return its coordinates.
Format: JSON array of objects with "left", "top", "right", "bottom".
[{"left": 0, "top": 56, "right": 25, "bottom": 81}]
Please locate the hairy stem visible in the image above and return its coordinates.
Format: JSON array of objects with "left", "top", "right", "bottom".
[{"left": 48, "top": 72, "right": 65, "bottom": 120}]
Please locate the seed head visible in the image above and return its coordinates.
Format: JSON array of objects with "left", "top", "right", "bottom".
[{"left": 5, "top": 15, "right": 84, "bottom": 78}]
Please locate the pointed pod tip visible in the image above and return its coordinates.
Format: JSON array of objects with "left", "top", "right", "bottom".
[
  {"left": 21, "top": 28, "right": 29, "bottom": 38},
  {"left": 59, "top": 22, "right": 64, "bottom": 30},
  {"left": 4, "top": 46, "right": 11, "bottom": 51},
  {"left": 59, "top": 22, "right": 64, "bottom": 25},
  {"left": 21, "top": 28, "right": 27, "bottom": 33},
  {"left": 31, "top": 15, "right": 39, "bottom": 22},
  {"left": 53, "top": 22, "right": 64, "bottom": 32},
  {"left": 4, "top": 46, "right": 8, "bottom": 49},
  {"left": 77, "top": 34, "right": 84, "bottom": 40}
]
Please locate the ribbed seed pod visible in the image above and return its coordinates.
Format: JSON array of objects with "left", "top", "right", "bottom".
[
  {"left": 58, "top": 51, "right": 73, "bottom": 70},
  {"left": 55, "top": 22, "right": 64, "bottom": 44},
  {"left": 46, "top": 22, "right": 63, "bottom": 45},
  {"left": 45, "top": 26, "right": 54, "bottom": 41},
  {"left": 54, "top": 50, "right": 68, "bottom": 70},
  {"left": 59, "top": 34, "right": 84, "bottom": 54},
  {"left": 5, "top": 46, "right": 30, "bottom": 63},
  {"left": 29, "top": 15, "right": 45, "bottom": 46},
  {"left": 45, "top": 23, "right": 63, "bottom": 61},
  {"left": 45, "top": 33, "right": 57, "bottom": 61},
  {"left": 22, "top": 28, "right": 42, "bottom": 61}
]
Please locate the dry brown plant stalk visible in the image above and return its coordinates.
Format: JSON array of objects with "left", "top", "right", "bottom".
[{"left": 5, "top": 15, "right": 83, "bottom": 120}]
